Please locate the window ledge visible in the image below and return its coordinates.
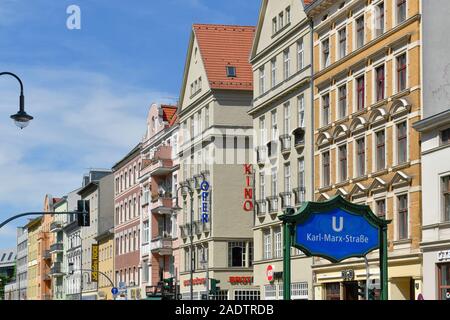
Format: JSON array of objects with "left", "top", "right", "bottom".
[
  {"left": 369, "top": 98, "right": 389, "bottom": 110},
  {"left": 318, "top": 186, "right": 332, "bottom": 193},
  {"left": 351, "top": 175, "right": 368, "bottom": 183},
  {"left": 271, "top": 22, "right": 291, "bottom": 39},
  {"left": 334, "top": 116, "right": 349, "bottom": 126},
  {"left": 393, "top": 239, "right": 412, "bottom": 246},
  {"left": 391, "top": 161, "right": 411, "bottom": 172},
  {"left": 372, "top": 169, "right": 388, "bottom": 178},
  {"left": 389, "top": 88, "right": 411, "bottom": 101}
]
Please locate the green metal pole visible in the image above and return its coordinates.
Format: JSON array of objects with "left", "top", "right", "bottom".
[
  {"left": 379, "top": 225, "right": 389, "bottom": 300},
  {"left": 283, "top": 222, "right": 291, "bottom": 300}
]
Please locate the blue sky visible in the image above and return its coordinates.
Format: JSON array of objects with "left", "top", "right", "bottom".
[{"left": 0, "top": 0, "right": 260, "bottom": 247}]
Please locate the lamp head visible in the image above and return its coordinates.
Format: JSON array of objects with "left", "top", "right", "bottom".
[{"left": 11, "top": 110, "right": 33, "bottom": 129}]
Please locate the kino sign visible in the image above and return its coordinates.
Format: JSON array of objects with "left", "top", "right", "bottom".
[{"left": 279, "top": 196, "right": 391, "bottom": 300}]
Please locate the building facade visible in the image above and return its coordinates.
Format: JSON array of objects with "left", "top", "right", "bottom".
[
  {"left": 16, "top": 227, "right": 28, "bottom": 300},
  {"left": 78, "top": 170, "right": 113, "bottom": 300},
  {"left": 178, "top": 23, "right": 257, "bottom": 300},
  {"left": 250, "top": 0, "right": 314, "bottom": 300},
  {"left": 0, "top": 248, "right": 16, "bottom": 300},
  {"left": 306, "top": 0, "right": 422, "bottom": 300},
  {"left": 25, "top": 217, "right": 42, "bottom": 300},
  {"left": 139, "top": 104, "right": 179, "bottom": 296},
  {"left": 113, "top": 145, "right": 142, "bottom": 300},
  {"left": 96, "top": 229, "right": 114, "bottom": 300},
  {"left": 50, "top": 198, "right": 67, "bottom": 300}
]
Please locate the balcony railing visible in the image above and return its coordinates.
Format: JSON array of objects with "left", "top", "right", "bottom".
[
  {"left": 280, "top": 192, "right": 293, "bottom": 209},
  {"left": 149, "top": 159, "right": 174, "bottom": 177},
  {"left": 293, "top": 128, "right": 305, "bottom": 149},
  {"left": 256, "top": 146, "right": 267, "bottom": 165},
  {"left": 267, "top": 141, "right": 278, "bottom": 158},
  {"left": 280, "top": 135, "right": 291, "bottom": 154},
  {"left": 50, "top": 221, "right": 63, "bottom": 233},
  {"left": 267, "top": 196, "right": 279, "bottom": 214},
  {"left": 49, "top": 242, "right": 63, "bottom": 254},
  {"left": 150, "top": 237, "right": 173, "bottom": 255},
  {"left": 43, "top": 250, "right": 52, "bottom": 260},
  {"left": 150, "top": 194, "right": 173, "bottom": 214},
  {"left": 293, "top": 187, "right": 306, "bottom": 206},
  {"left": 50, "top": 262, "right": 64, "bottom": 277},
  {"left": 193, "top": 221, "right": 202, "bottom": 235},
  {"left": 256, "top": 200, "right": 267, "bottom": 217}
]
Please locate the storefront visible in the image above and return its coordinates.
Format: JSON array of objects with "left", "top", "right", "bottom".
[{"left": 423, "top": 248, "right": 450, "bottom": 300}]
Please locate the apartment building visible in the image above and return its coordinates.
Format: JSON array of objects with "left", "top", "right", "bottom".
[
  {"left": 113, "top": 145, "right": 142, "bottom": 300},
  {"left": 139, "top": 104, "right": 179, "bottom": 295},
  {"left": 25, "top": 217, "right": 42, "bottom": 300},
  {"left": 50, "top": 198, "right": 68, "bottom": 300},
  {"left": 78, "top": 170, "right": 113, "bottom": 300},
  {"left": 249, "top": 0, "right": 314, "bottom": 300},
  {"left": 178, "top": 23, "right": 257, "bottom": 300},
  {"left": 306, "top": 0, "right": 422, "bottom": 300},
  {"left": 16, "top": 227, "right": 28, "bottom": 300},
  {"left": 413, "top": 0, "right": 450, "bottom": 300}
]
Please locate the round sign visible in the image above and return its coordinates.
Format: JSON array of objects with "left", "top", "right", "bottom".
[
  {"left": 111, "top": 287, "right": 119, "bottom": 295},
  {"left": 201, "top": 181, "right": 210, "bottom": 191},
  {"left": 266, "top": 265, "right": 274, "bottom": 282},
  {"left": 446, "top": 291, "right": 450, "bottom": 300}
]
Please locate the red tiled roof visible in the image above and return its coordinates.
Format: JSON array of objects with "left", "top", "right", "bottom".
[
  {"left": 53, "top": 198, "right": 62, "bottom": 204},
  {"left": 193, "top": 24, "right": 255, "bottom": 91},
  {"left": 168, "top": 112, "right": 179, "bottom": 127},
  {"left": 161, "top": 105, "right": 177, "bottom": 123},
  {"left": 304, "top": 0, "right": 316, "bottom": 6}
]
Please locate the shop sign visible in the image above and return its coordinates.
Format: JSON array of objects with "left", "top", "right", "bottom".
[
  {"left": 229, "top": 276, "right": 253, "bottom": 285},
  {"left": 438, "top": 250, "right": 450, "bottom": 262},
  {"left": 243, "top": 164, "right": 254, "bottom": 212},
  {"left": 184, "top": 278, "right": 206, "bottom": 287},
  {"left": 91, "top": 244, "right": 99, "bottom": 282},
  {"left": 266, "top": 265, "right": 274, "bottom": 282},
  {"left": 201, "top": 181, "right": 210, "bottom": 224}
]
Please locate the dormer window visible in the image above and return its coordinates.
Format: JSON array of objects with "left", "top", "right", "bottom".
[{"left": 226, "top": 66, "right": 236, "bottom": 78}]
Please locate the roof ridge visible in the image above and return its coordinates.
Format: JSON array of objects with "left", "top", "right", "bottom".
[{"left": 193, "top": 23, "right": 256, "bottom": 29}]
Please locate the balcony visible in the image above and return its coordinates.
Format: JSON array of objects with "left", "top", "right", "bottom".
[
  {"left": 280, "top": 135, "right": 291, "bottom": 155},
  {"left": 150, "top": 237, "right": 173, "bottom": 255},
  {"left": 256, "top": 146, "right": 267, "bottom": 166},
  {"left": 150, "top": 193, "right": 173, "bottom": 215},
  {"left": 293, "top": 187, "right": 306, "bottom": 206},
  {"left": 267, "top": 196, "right": 279, "bottom": 214},
  {"left": 50, "top": 221, "right": 63, "bottom": 233},
  {"left": 293, "top": 128, "right": 305, "bottom": 150},
  {"left": 267, "top": 141, "right": 278, "bottom": 158},
  {"left": 202, "top": 221, "right": 211, "bottom": 233},
  {"left": 50, "top": 262, "right": 65, "bottom": 277},
  {"left": 256, "top": 200, "right": 267, "bottom": 217},
  {"left": 193, "top": 221, "right": 203, "bottom": 235},
  {"left": 43, "top": 250, "right": 52, "bottom": 260},
  {"left": 150, "top": 159, "right": 174, "bottom": 177},
  {"left": 49, "top": 242, "right": 63, "bottom": 254},
  {"left": 280, "top": 192, "right": 293, "bottom": 210},
  {"left": 140, "top": 159, "right": 153, "bottom": 177}
]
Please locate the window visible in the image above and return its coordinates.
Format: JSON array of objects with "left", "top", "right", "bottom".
[
  {"left": 228, "top": 242, "right": 246, "bottom": 267},
  {"left": 397, "top": 122, "right": 408, "bottom": 164},
  {"left": 284, "top": 162, "right": 291, "bottom": 193},
  {"left": 356, "top": 138, "right": 366, "bottom": 176},
  {"left": 322, "top": 94, "right": 330, "bottom": 126},
  {"left": 322, "top": 151, "right": 330, "bottom": 187},
  {"left": 283, "top": 49, "right": 291, "bottom": 80},
  {"left": 376, "top": 65, "right": 385, "bottom": 101},
  {"left": 398, "top": 195, "right": 408, "bottom": 240},
  {"left": 296, "top": 95, "right": 305, "bottom": 128},
  {"left": 264, "top": 284, "right": 277, "bottom": 300},
  {"left": 260, "top": 173, "right": 265, "bottom": 199},
  {"left": 234, "top": 290, "right": 261, "bottom": 301},
  {"left": 356, "top": 75, "right": 365, "bottom": 110},
  {"left": 259, "top": 116, "right": 266, "bottom": 145},
  {"left": 190, "top": 115, "right": 194, "bottom": 138},
  {"left": 184, "top": 249, "right": 190, "bottom": 272},
  {"left": 397, "top": 0, "right": 407, "bottom": 24},
  {"left": 205, "top": 106, "right": 209, "bottom": 129},
  {"left": 297, "top": 39, "right": 304, "bottom": 70},
  {"left": 376, "top": 130, "right": 386, "bottom": 170},
  {"left": 397, "top": 53, "right": 407, "bottom": 92},
  {"left": 286, "top": 6, "right": 291, "bottom": 24},
  {"left": 442, "top": 176, "right": 450, "bottom": 222},
  {"left": 338, "top": 85, "right": 347, "bottom": 118},
  {"left": 377, "top": 199, "right": 386, "bottom": 219},
  {"left": 271, "top": 166, "right": 277, "bottom": 196},
  {"left": 438, "top": 263, "right": 450, "bottom": 300},
  {"left": 356, "top": 16, "right": 365, "bottom": 48},
  {"left": 259, "top": 67, "right": 265, "bottom": 95},
  {"left": 271, "top": 58, "right": 277, "bottom": 88},
  {"left": 322, "top": 38, "right": 330, "bottom": 68},
  {"left": 226, "top": 66, "right": 236, "bottom": 77},
  {"left": 272, "top": 18, "right": 277, "bottom": 35},
  {"left": 271, "top": 110, "right": 278, "bottom": 140},
  {"left": 279, "top": 12, "right": 284, "bottom": 30},
  {"left": 274, "top": 227, "right": 282, "bottom": 258},
  {"left": 292, "top": 282, "right": 309, "bottom": 300},
  {"left": 263, "top": 230, "right": 272, "bottom": 260},
  {"left": 298, "top": 158, "right": 306, "bottom": 203},
  {"left": 376, "top": 3, "right": 385, "bottom": 36},
  {"left": 338, "top": 28, "right": 347, "bottom": 59},
  {"left": 442, "top": 128, "right": 450, "bottom": 145},
  {"left": 143, "top": 221, "right": 149, "bottom": 244},
  {"left": 338, "top": 144, "right": 347, "bottom": 182},
  {"left": 283, "top": 102, "right": 290, "bottom": 135}
]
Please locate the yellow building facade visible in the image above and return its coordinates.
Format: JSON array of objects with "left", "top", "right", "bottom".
[
  {"left": 96, "top": 230, "right": 115, "bottom": 300},
  {"left": 306, "top": 0, "right": 422, "bottom": 300},
  {"left": 26, "top": 217, "right": 42, "bottom": 300}
]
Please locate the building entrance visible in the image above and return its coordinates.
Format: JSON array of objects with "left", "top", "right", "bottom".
[{"left": 343, "top": 281, "right": 358, "bottom": 300}]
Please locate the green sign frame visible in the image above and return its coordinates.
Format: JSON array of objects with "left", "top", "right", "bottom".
[{"left": 279, "top": 195, "right": 391, "bottom": 301}]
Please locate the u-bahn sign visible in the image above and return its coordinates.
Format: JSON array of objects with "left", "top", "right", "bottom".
[{"left": 279, "top": 195, "right": 391, "bottom": 300}]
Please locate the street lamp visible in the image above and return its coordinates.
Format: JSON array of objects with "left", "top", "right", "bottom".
[
  {"left": 0, "top": 72, "right": 34, "bottom": 129},
  {"left": 173, "top": 183, "right": 195, "bottom": 300}
]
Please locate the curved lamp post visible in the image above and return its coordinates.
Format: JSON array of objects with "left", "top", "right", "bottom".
[{"left": 0, "top": 72, "right": 34, "bottom": 129}]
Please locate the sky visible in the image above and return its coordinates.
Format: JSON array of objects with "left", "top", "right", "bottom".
[{"left": 0, "top": 0, "right": 261, "bottom": 248}]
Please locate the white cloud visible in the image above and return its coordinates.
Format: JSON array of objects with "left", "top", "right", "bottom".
[{"left": 0, "top": 66, "right": 175, "bottom": 216}]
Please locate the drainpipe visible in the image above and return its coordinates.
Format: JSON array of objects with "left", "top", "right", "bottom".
[{"left": 309, "top": 16, "right": 315, "bottom": 301}]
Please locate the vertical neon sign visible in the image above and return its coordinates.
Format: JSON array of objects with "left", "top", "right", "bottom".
[
  {"left": 201, "top": 181, "right": 210, "bottom": 223},
  {"left": 243, "top": 164, "right": 254, "bottom": 212}
]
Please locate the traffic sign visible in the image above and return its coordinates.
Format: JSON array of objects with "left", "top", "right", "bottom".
[
  {"left": 266, "top": 265, "right": 274, "bottom": 282},
  {"left": 111, "top": 287, "right": 119, "bottom": 295}
]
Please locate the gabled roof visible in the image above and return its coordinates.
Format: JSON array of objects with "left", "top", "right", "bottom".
[
  {"left": 161, "top": 105, "right": 177, "bottom": 124},
  {"left": 193, "top": 24, "right": 255, "bottom": 91}
]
